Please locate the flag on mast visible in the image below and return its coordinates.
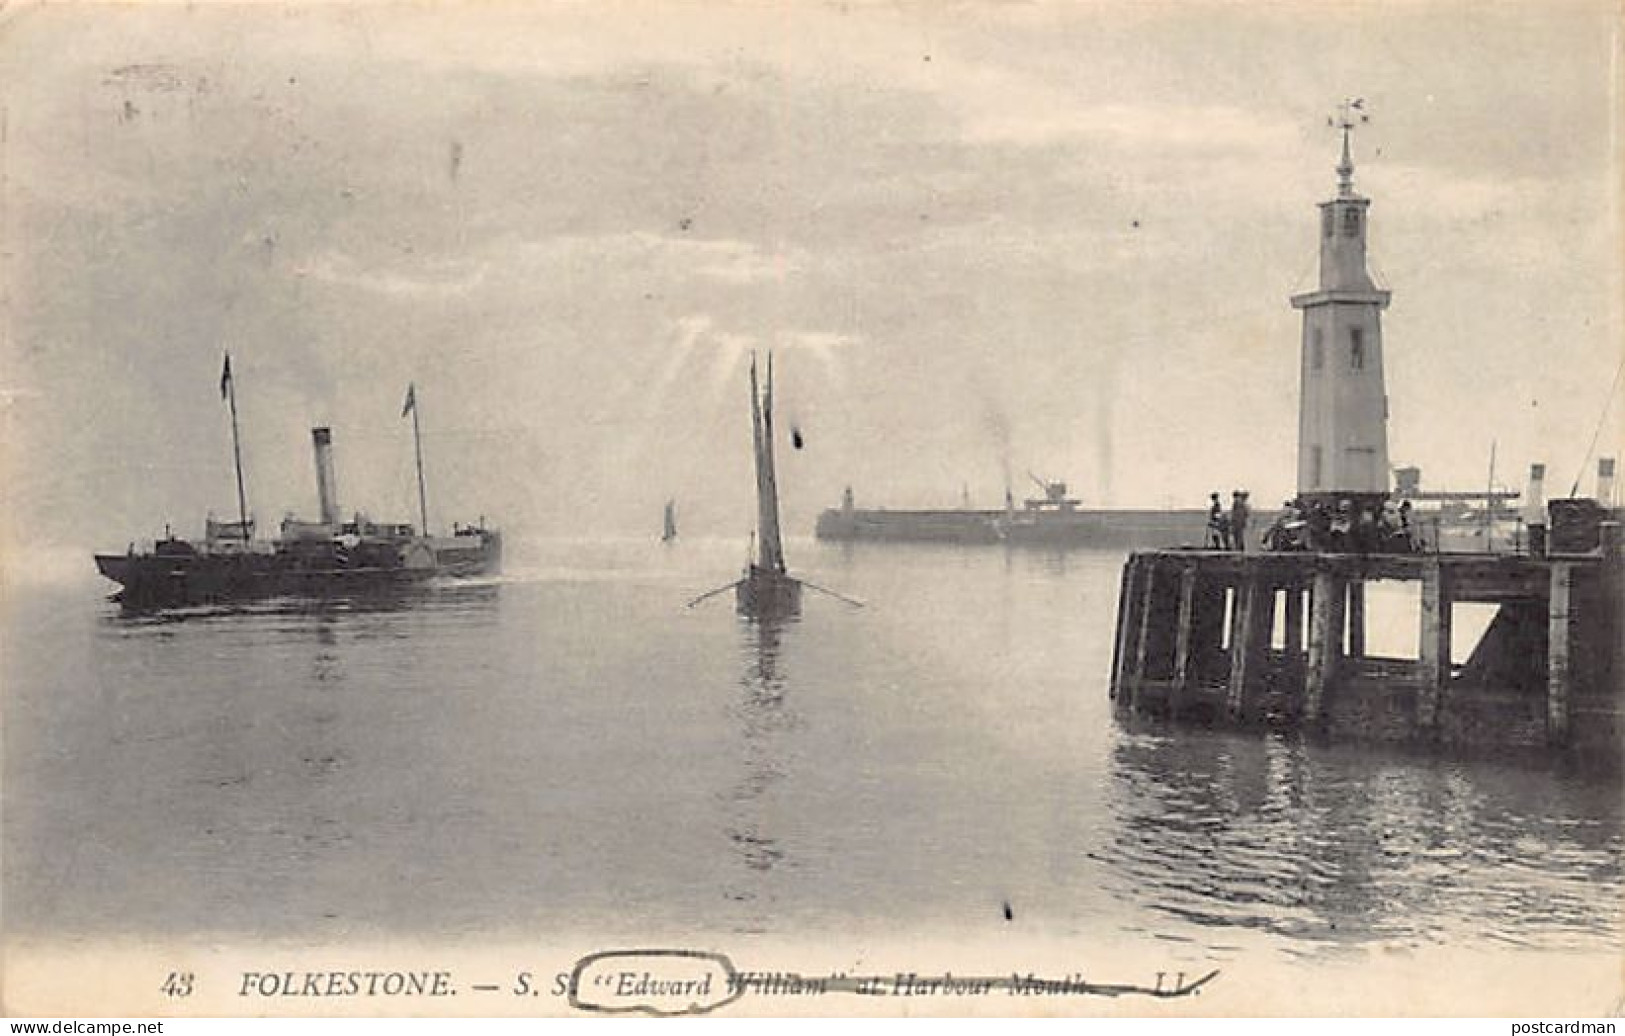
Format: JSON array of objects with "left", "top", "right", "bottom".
[
  {"left": 220, "top": 353, "right": 233, "bottom": 399},
  {"left": 401, "top": 383, "right": 416, "bottom": 418}
]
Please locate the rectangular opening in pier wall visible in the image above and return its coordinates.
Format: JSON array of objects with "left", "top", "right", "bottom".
[
  {"left": 1450, "top": 603, "right": 1499, "bottom": 667},
  {"left": 1359, "top": 580, "right": 1421, "bottom": 661},
  {"left": 1269, "top": 589, "right": 1304, "bottom": 651}
]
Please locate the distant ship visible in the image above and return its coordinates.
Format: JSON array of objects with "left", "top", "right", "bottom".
[
  {"left": 662, "top": 499, "right": 678, "bottom": 543},
  {"left": 94, "top": 361, "right": 500, "bottom": 609},
  {"left": 816, "top": 475, "right": 1226, "bottom": 550},
  {"left": 1393, "top": 461, "right": 1624, "bottom": 555}
]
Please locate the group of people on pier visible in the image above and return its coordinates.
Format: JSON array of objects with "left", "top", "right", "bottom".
[
  {"left": 1209, "top": 490, "right": 1422, "bottom": 554},
  {"left": 1206, "top": 490, "right": 1253, "bottom": 552}
]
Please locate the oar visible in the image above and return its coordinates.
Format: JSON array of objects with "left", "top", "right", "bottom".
[
  {"left": 686, "top": 580, "right": 743, "bottom": 609},
  {"left": 798, "top": 578, "right": 865, "bottom": 608}
]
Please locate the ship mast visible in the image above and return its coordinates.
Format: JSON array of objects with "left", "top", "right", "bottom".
[
  {"left": 403, "top": 383, "right": 430, "bottom": 536},
  {"left": 686, "top": 353, "right": 862, "bottom": 612},
  {"left": 750, "top": 352, "right": 786, "bottom": 573},
  {"left": 220, "top": 352, "right": 250, "bottom": 538}
]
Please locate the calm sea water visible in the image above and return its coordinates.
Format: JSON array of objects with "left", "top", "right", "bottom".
[{"left": 5, "top": 537, "right": 1622, "bottom": 968}]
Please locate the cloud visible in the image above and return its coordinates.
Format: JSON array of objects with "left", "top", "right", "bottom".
[
  {"left": 957, "top": 84, "right": 1299, "bottom": 153},
  {"left": 497, "top": 231, "right": 802, "bottom": 288},
  {"left": 660, "top": 315, "right": 861, "bottom": 393},
  {"left": 773, "top": 329, "right": 859, "bottom": 355},
  {"left": 1376, "top": 162, "right": 1524, "bottom": 220},
  {"left": 295, "top": 250, "right": 488, "bottom": 298},
  {"left": 626, "top": 232, "right": 800, "bottom": 284}
]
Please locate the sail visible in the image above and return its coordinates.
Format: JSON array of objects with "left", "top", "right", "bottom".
[
  {"left": 663, "top": 500, "right": 677, "bottom": 541},
  {"left": 750, "top": 353, "right": 787, "bottom": 573}
]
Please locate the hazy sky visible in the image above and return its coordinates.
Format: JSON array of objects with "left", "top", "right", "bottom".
[{"left": 3, "top": 0, "right": 1621, "bottom": 550}]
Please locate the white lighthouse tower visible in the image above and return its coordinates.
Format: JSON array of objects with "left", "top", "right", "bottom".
[{"left": 1291, "top": 100, "right": 1391, "bottom": 514}]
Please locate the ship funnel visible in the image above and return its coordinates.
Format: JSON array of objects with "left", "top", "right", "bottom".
[
  {"left": 1524, "top": 462, "right": 1548, "bottom": 557},
  {"left": 312, "top": 427, "right": 341, "bottom": 526},
  {"left": 1523, "top": 463, "right": 1547, "bottom": 525},
  {"left": 1597, "top": 457, "right": 1616, "bottom": 506}
]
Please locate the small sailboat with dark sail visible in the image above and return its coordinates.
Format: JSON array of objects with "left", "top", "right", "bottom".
[
  {"left": 689, "top": 352, "right": 860, "bottom": 618},
  {"left": 735, "top": 352, "right": 801, "bottom": 615},
  {"left": 662, "top": 499, "right": 678, "bottom": 543}
]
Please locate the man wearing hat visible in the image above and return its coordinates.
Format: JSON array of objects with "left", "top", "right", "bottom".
[
  {"left": 1230, "top": 490, "right": 1252, "bottom": 553},
  {"left": 1207, "top": 492, "right": 1230, "bottom": 549}
]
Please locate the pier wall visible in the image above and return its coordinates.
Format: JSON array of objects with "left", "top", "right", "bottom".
[{"left": 1109, "top": 549, "right": 1623, "bottom": 758}]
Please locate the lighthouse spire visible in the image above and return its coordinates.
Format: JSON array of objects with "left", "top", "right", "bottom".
[{"left": 1332, "top": 97, "right": 1368, "bottom": 198}]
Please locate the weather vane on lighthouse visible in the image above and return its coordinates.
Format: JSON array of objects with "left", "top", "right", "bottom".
[{"left": 1327, "top": 97, "right": 1370, "bottom": 197}]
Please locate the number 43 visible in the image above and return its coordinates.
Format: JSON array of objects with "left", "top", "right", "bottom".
[{"left": 160, "top": 972, "right": 194, "bottom": 998}]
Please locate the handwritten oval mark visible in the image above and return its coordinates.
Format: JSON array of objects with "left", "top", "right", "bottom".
[{"left": 568, "top": 949, "right": 743, "bottom": 1017}]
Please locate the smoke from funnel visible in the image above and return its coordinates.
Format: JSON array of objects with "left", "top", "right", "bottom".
[{"left": 981, "top": 398, "right": 1012, "bottom": 494}]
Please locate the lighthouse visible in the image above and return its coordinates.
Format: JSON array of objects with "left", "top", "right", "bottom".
[{"left": 1291, "top": 100, "right": 1391, "bottom": 516}]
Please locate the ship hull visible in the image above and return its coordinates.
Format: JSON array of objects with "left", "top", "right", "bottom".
[
  {"left": 735, "top": 567, "right": 802, "bottom": 617},
  {"left": 815, "top": 508, "right": 1243, "bottom": 550},
  {"left": 95, "top": 533, "right": 501, "bottom": 610},
  {"left": 427, "top": 532, "right": 502, "bottom": 577}
]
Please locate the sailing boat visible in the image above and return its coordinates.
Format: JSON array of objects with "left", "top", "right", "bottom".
[
  {"left": 662, "top": 499, "right": 678, "bottom": 543},
  {"left": 688, "top": 352, "right": 861, "bottom": 617},
  {"left": 734, "top": 352, "right": 802, "bottom": 615}
]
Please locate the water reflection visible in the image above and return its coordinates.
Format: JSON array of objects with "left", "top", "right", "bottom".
[
  {"left": 1104, "top": 725, "right": 1625, "bottom": 957},
  {"left": 723, "top": 613, "right": 804, "bottom": 934},
  {"left": 310, "top": 609, "right": 343, "bottom": 685},
  {"left": 1023, "top": 547, "right": 1072, "bottom": 579}
]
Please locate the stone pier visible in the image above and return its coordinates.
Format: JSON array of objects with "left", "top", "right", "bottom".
[{"left": 1109, "top": 548, "right": 1622, "bottom": 758}]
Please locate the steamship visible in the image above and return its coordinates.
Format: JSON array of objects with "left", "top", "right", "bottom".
[
  {"left": 94, "top": 367, "right": 500, "bottom": 609},
  {"left": 93, "top": 512, "right": 501, "bottom": 610}
]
